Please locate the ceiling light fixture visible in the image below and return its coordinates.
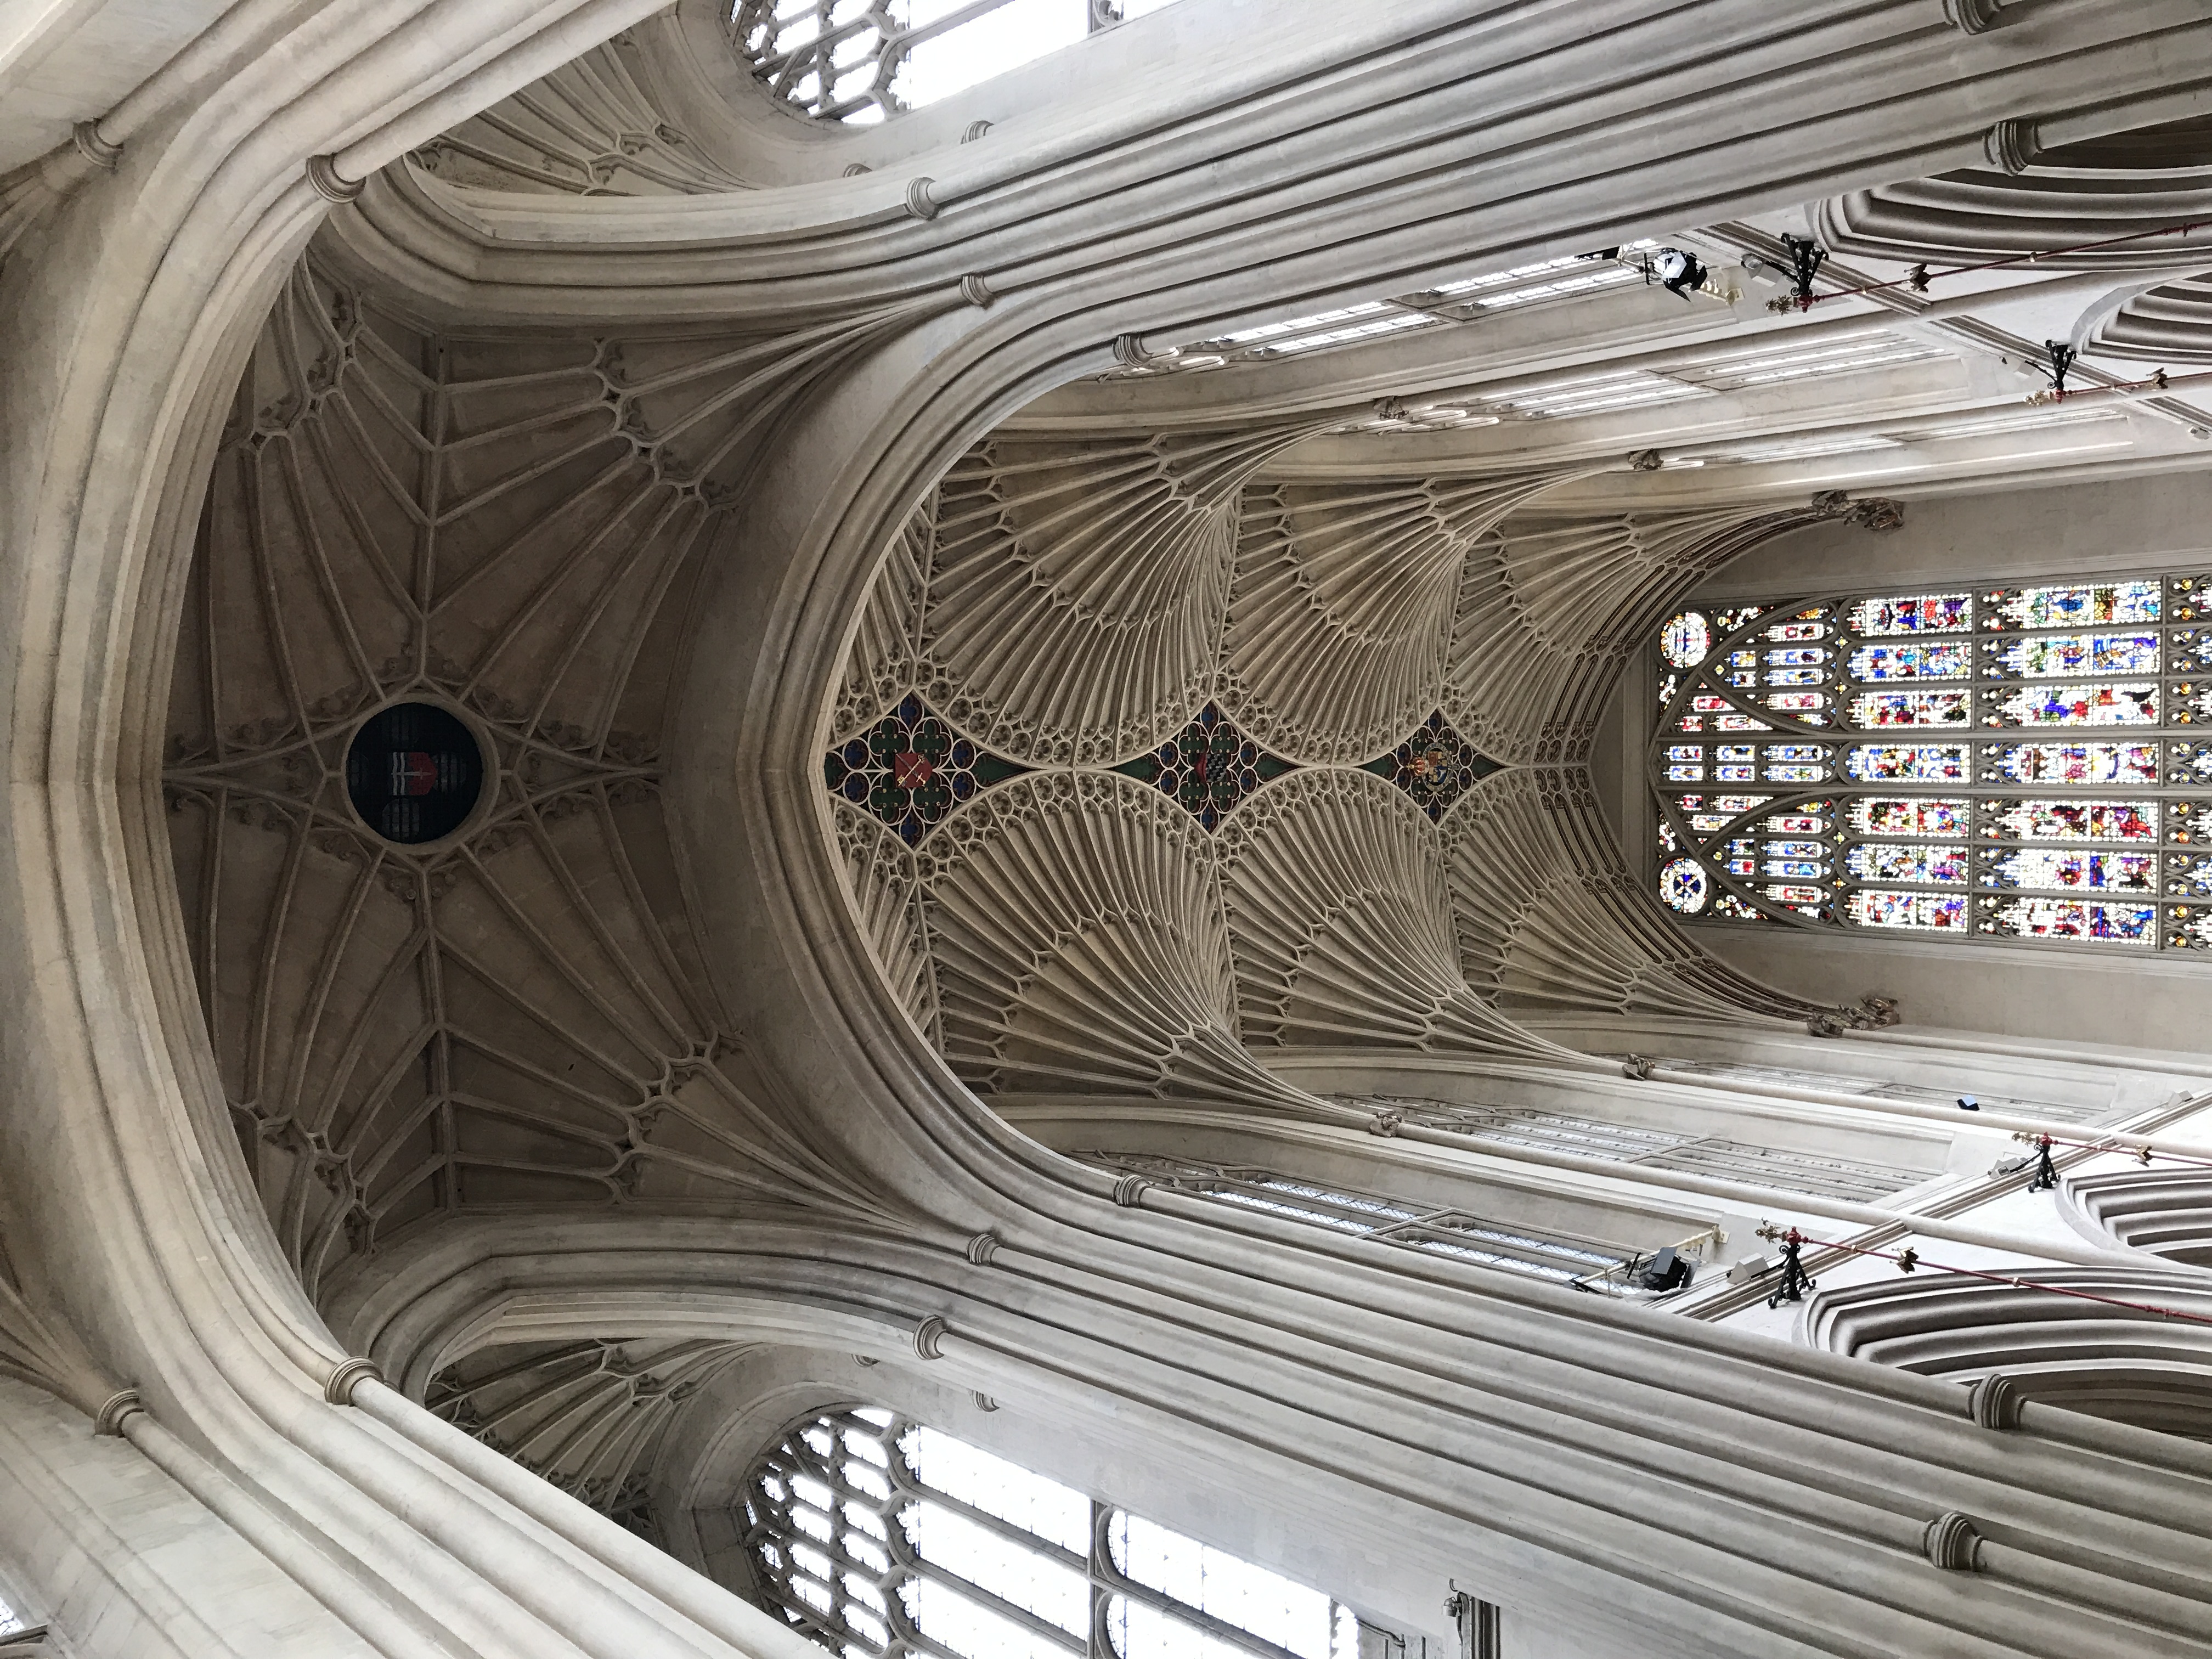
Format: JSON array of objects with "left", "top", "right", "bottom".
[
  {"left": 1763, "top": 234, "right": 1829, "bottom": 313},
  {"left": 1652, "top": 247, "right": 1709, "bottom": 300}
]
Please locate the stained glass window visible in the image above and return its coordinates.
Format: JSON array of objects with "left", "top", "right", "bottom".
[
  {"left": 1651, "top": 571, "right": 2212, "bottom": 949},
  {"left": 742, "top": 1409, "right": 1361, "bottom": 1659}
]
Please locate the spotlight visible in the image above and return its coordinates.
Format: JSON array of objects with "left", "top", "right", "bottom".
[
  {"left": 1957, "top": 1095, "right": 1980, "bottom": 1111},
  {"left": 1653, "top": 247, "right": 1708, "bottom": 300},
  {"left": 2038, "top": 340, "right": 2079, "bottom": 398},
  {"left": 1762, "top": 233, "right": 1830, "bottom": 313}
]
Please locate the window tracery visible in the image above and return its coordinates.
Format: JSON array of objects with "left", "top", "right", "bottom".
[
  {"left": 1104, "top": 245, "right": 1666, "bottom": 379},
  {"left": 1331, "top": 1096, "right": 1931, "bottom": 1203},
  {"left": 1077, "top": 1151, "right": 1714, "bottom": 1292},
  {"left": 1651, "top": 572, "right": 2212, "bottom": 948},
  {"left": 741, "top": 1408, "right": 1359, "bottom": 1659},
  {"left": 735, "top": 0, "right": 1182, "bottom": 125}
]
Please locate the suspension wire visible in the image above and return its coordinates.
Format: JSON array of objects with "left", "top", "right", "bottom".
[
  {"left": 1775, "top": 219, "right": 2212, "bottom": 311},
  {"left": 2013, "top": 1130, "right": 2212, "bottom": 1173},
  {"left": 1767, "top": 1228, "right": 2212, "bottom": 1328}
]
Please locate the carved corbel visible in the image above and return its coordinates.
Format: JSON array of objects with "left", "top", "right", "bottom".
[{"left": 1810, "top": 490, "right": 1906, "bottom": 533}]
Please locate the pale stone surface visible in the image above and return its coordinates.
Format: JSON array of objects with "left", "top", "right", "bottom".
[{"left": 3, "top": 3, "right": 2212, "bottom": 1658}]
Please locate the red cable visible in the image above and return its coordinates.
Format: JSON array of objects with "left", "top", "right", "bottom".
[
  {"left": 1776, "top": 1228, "right": 2212, "bottom": 1328},
  {"left": 1779, "top": 219, "right": 2212, "bottom": 309},
  {"left": 2023, "top": 1131, "right": 2212, "bottom": 1174}
]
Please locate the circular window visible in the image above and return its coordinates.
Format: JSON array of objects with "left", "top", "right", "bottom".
[
  {"left": 1660, "top": 610, "right": 1712, "bottom": 668},
  {"left": 346, "top": 703, "right": 486, "bottom": 845},
  {"left": 1659, "top": 857, "right": 1711, "bottom": 915}
]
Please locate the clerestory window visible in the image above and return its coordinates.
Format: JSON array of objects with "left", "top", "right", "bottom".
[
  {"left": 742, "top": 1407, "right": 1359, "bottom": 1659},
  {"left": 1651, "top": 572, "right": 2212, "bottom": 950},
  {"left": 734, "top": 0, "right": 1184, "bottom": 126},
  {"left": 1077, "top": 1150, "right": 1716, "bottom": 1293}
]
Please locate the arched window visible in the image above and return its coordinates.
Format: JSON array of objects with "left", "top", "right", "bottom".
[
  {"left": 741, "top": 1407, "right": 1360, "bottom": 1659},
  {"left": 0, "top": 1588, "right": 48, "bottom": 1651},
  {"left": 1651, "top": 573, "right": 2212, "bottom": 949},
  {"left": 734, "top": 1, "right": 1184, "bottom": 125}
]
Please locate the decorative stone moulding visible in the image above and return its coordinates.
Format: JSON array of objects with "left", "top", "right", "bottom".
[
  {"left": 1922, "top": 1511, "right": 1985, "bottom": 1572},
  {"left": 1944, "top": 0, "right": 2004, "bottom": 30},
  {"left": 913, "top": 1316, "right": 949, "bottom": 1359},
  {"left": 1810, "top": 490, "right": 1907, "bottom": 533},
  {"left": 966, "top": 1232, "right": 1001, "bottom": 1266},
  {"left": 1944, "top": 0, "right": 2042, "bottom": 31},
  {"left": 1968, "top": 1372, "right": 2025, "bottom": 1430},
  {"left": 92, "top": 1390, "right": 143, "bottom": 1436},
  {"left": 1984, "top": 117, "right": 2044, "bottom": 176},
  {"left": 325, "top": 1357, "right": 385, "bottom": 1404},
  {"left": 1112, "top": 702, "right": 1295, "bottom": 832},
  {"left": 960, "top": 274, "right": 994, "bottom": 307},
  {"left": 905, "top": 178, "right": 939, "bottom": 219},
  {"left": 1362, "top": 713, "right": 1499, "bottom": 822},
  {"left": 1113, "top": 334, "right": 1171, "bottom": 368},
  {"left": 1112, "top": 1173, "right": 1155, "bottom": 1206},
  {"left": 70, "top": 121, "right": 121, "bottom": 170},
  {"left": 305, "top": 154, "right": 364, "bottom": 202}
]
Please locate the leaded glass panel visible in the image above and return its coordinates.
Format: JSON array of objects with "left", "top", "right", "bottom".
[
  {"left": 1652, "top": 572, "right": 2212, "bottom": 948},
  {"left": 1848, "top": 689, "right": 1971, "bottom": 727},
  {"left": 743, "top": 1410, "right": 1359, "bottom": 1659},
  {"left": 1984, "top": 682, "right": 2159, "bottom": 726}
]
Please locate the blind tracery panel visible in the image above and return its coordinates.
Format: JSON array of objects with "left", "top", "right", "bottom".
[
  {"left": 1651, "top": 573, "right": 2212, "bottom": 949},
  {"left": 742, "top": 1410, "right": 1358, "bottom": 1659}
]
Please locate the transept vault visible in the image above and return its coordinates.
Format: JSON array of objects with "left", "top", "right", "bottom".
[{"left": 8, "top": 5, "right": 2212, "bottom": 1659}]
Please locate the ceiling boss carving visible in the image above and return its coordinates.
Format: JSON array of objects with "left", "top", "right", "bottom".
[{"left": 820, "top": 441, "right": 1860, "bottom": 1092}]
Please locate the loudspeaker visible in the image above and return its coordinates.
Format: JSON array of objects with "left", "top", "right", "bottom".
[{"left": 1639, "top": 1246, "right": 1694, "bottom": 1291}]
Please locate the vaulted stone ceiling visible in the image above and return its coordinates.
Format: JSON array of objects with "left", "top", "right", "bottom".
[
  {"left": 819, "top": 436, "right": 1863, "bottom": 1108},
  {"left": 164, "top": 253, "right": 911, "bottom": 1302},
  {"left": 145, "top": 21, "right": 2212, "bottom": 1549},
  {"left": 166, "top": 235, "right": 1865, "bottom": 1330}
]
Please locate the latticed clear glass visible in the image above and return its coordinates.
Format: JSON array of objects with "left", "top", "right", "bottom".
[
  {"left": 1651, "top": 572, "right": 2212, "bottom": 950},
  {"left": 732, "top": 1, "right": 1181, "bottom": 124},
  {"left": 741, "top": 1408, "right": 1359, "bottom": 1659},
  {"left": 1078, "top": 1150, "right": 1721, "bottom": 1290}
]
